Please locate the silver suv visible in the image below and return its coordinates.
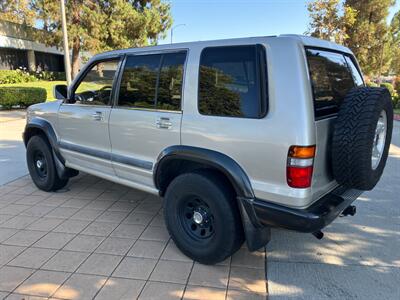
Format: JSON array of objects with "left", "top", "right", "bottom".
[{"left": 24, "top": 35, "right": 393, "bottom": 264}]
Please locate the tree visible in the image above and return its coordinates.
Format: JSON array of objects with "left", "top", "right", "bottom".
[
  {"left": 390, "top": 10, "right": 400, "bottom": 75},
  {"left": 344, "top": 0, "right": 396, "bottom": 76},
  {"left": 31, "top": 0, "right": 172, "bottom": 78},
  {"left": 306, "top": 0, "right": 356, "bottom": 43},
  {"left": 307, "top": 0, "right": 396, "bottom": 76},
  {"left": 0, "top": 0, "right": 36, "bottom": 25}
]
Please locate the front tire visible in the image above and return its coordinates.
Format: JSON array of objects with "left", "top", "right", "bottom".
[
  {"left": 164, "top": 171, "right": 244, "bottom": 264},
  {"left": 26, "top": 135, "right": 69, "bottom": 191}
]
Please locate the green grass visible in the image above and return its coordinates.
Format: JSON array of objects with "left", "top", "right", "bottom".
[
  {"left": 394, "top": 108, "right": 400, "bottom": 115},
  {"left": 1, "top": 81, "right": 66, "bottom": 101}
]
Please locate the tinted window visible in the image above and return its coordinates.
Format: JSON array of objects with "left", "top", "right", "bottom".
[
  {"left": 156, "top": 52, "right": 186, "bottom": 110},
  {"left": 306, "top": 49, "right": 355, "bottom": 118},
  {"left": 344, "top": 56, "right": 364, "bottom": 87},
  {"left": 73, "top": 60, "right": 119, "bottom": 106},
  {"left": 198, "top": 45, "right": 266, "bottom": 118},
  {"left": 118, "top": 55, "right": 161, "bottom": 108}
]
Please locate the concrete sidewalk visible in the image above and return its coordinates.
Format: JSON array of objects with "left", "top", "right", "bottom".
[
  {"left": 0, "top": 111, "right": 28, "bottom": 185},
  {"left": 0, "top": 174, "right": 266, "bottom": 300}
]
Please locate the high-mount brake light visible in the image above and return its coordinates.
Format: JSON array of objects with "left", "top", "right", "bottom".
[{"left": 287, "top": 145, "right": 316, "bottom": 188}]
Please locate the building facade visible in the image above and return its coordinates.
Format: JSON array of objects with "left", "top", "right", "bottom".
[{"left": 0, "top": 20, "right": 64, "bottom": 72}]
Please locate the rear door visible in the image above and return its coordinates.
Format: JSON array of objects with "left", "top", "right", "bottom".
[
  {"left": 305, "top": 48, "right": 364, "bottom": 198},
  {"left": 109, "top": 51, "right": 186, "bottom": 188},
  {"left": 58, "top": 58, "right": 120, "bottom": 175}
]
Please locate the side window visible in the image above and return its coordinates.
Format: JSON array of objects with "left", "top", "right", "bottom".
[
  {"left": 73, "top": 60, "right": 119, "bottom": 106},
  {"left": 118, "top": 54, "right": 161, "bottom": 108},
  {"left": 344, "top": 56, "right": 364, "bottom": 87},
  {"left": 156, "top": 52, "right": 186, "bottom": 110},
  {"left": 118, "top": 52, "right": 186, "bottom": 110},
  {"left": 198, "top": 45, "right": 266, "bottom": 118},
  {"left": 306, "top": 49, "right": 355, "bottom": 118}
]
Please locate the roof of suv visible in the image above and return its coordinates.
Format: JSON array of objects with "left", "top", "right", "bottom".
[{"left": 93, "top": 34, "right": 353, "bottom": 60}]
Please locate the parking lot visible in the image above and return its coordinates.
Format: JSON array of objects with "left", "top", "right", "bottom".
[{"left": 0, "top": 111, "right": 399, "bottom": 299}]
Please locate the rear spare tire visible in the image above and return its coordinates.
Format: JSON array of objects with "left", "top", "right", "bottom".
[{"left": 332, "top": 87, "right": 393, "bottom": 190}]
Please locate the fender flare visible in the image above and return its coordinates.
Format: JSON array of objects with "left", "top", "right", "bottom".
[
  {"left": 23, "top": 117, "right": 64, "bottom": 163},
  {"left": 153, "top": 145, "right": 255, "bottom": 199},
  {"left": 154, "top": 145, "right": 271, "bottom": 251},
  {"left": 23, "top": 117, "right": 78, "bottom": 179}
]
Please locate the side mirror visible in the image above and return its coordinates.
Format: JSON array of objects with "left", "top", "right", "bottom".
[{"left": 53, "top": 84, "right": 68, "bottom": 100}]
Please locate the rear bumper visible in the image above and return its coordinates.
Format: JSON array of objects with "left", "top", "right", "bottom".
[{"left": 241, "top": 186, "right": 363, "bottom": 233}]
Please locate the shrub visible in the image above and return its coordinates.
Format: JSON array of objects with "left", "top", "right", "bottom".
[
  {"left": 380, "top": 82, "right": 395, "bottom": 96},
  {"left": 34, "top": 71, "right": 66, "bottom": 81},
  {"left": 0, "top": 69, "right": 37, "bottom": 84},
  {"left": 0, "top": 87, "right": 46, "bottom": 109},
  {"left": 366, "top": 81, "right": 378, "bottom": 87},
  {"left": 394, "top": 78, "right": 400, "bottom": 97},
  {"left": 378, "top": 82, "right": 399, "bottom": 108}
]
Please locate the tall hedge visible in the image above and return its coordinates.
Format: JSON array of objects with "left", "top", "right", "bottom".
[{"left": 0, "top": 87, "right": 47, "bottom": 109}]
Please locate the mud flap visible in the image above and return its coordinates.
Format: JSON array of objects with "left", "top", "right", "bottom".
[
  {"left": 52, "top": 150, "right": 79, "bottom": 180},
  {"left": 238, "top": 198, "right": 271, "bottom": 251}
]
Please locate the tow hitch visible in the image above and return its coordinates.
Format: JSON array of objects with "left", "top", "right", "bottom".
[{"left": 341, "top": 205, "right": 357, "bottom": 217}]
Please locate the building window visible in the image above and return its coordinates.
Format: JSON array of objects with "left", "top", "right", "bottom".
[{"left": 0, "top": 48, "right": 28, "bottom": 70}]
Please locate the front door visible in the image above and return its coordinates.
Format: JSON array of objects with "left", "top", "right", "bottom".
[
  {"left": 109, "top": 51, "right": 186, "bottom": 188},
  {"left": 58, "top": 58, "right": 120, "bottom": 175}
]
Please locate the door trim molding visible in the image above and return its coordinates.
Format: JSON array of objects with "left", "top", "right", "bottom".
[{"left": 59, "top": 141, "right": 153, "bottom": 170}]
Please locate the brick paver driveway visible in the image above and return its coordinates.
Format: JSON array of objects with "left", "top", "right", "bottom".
[{"left": 0, "top": 174, "right": 266, "bottom": 300}]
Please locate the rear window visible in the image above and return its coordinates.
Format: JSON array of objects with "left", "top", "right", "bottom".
[{"left": 306, "top": 48, "right": 363, "bottom": 118}]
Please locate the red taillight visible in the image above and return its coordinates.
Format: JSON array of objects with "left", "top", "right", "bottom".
[
  {"left": 287, "top": 166, "right": 313, "bottom": 188},
  {"left": 287, "top": 145, "right": 315, "bottom": 188}
]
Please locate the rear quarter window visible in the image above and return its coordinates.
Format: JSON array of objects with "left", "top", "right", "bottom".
[
  {"left": 198, "top": 45, "right": 267, "bottom": 118},
  {"left": 306, "top": 48, "right": 362, "bottom": 119}
]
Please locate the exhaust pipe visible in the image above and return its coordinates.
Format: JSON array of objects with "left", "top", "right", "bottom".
[{"left": 312, "top": 230, "right": 324, "bottom": 240}]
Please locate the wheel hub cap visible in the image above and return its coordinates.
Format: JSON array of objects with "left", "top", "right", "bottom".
[
  {"left": 371, "top": 110, "right": 387, "bottom": 170},
  {"left": 36, "top": 160, "right": 43, "bottom": 169},
  {"left": 180, "top": 198, "right": 214, "bottom": 240},
  {"left": 193, "top": 211, "right": 204, "bottom": 224}
]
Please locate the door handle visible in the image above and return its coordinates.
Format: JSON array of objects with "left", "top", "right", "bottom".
[
  {"left": 156, "top": 117, "right": 172, "bottom": 129},
  {"left": 92, "top": 111, "right": 103, "bottom": 121}
]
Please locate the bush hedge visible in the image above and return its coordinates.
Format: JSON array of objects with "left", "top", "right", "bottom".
[
  {"left": 0, "top": 70, "right": 66, "bottom": 84},
  {"left": 380, "top": 82, "right": 395, "bottom": 96},
  {"left": 0, "top": 70, "right": 37, "bottom": 84},
  {"left": 366, "top": 81, "right": 378, "bottom": 87},
  {"left": 35, "top": 71, "right": 66, "bottom": 81},
  {"left": 0, "top": 87, "right": 47, "bottom": 109},
  {"left": 379, "top": 82, "right": 399, "bottom": 108}
]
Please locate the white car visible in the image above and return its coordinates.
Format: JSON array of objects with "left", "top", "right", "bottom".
[{"left": 24, "top": 35, "right": 393, "bottom": 264}]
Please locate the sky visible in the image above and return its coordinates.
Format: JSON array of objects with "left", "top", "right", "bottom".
[{"left": 158, "top": 0, "right": 400, "bottom": 44}]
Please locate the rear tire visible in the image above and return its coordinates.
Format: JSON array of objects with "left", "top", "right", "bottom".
[
  {"left": 164, "top": 171, "right": 244, "bottom": 264},
  {"left": 26, "top": 135, "right": 69, "bottom": 191},
  {"left": 332, "top": 87, "right": 393, "bottom": 190}
]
